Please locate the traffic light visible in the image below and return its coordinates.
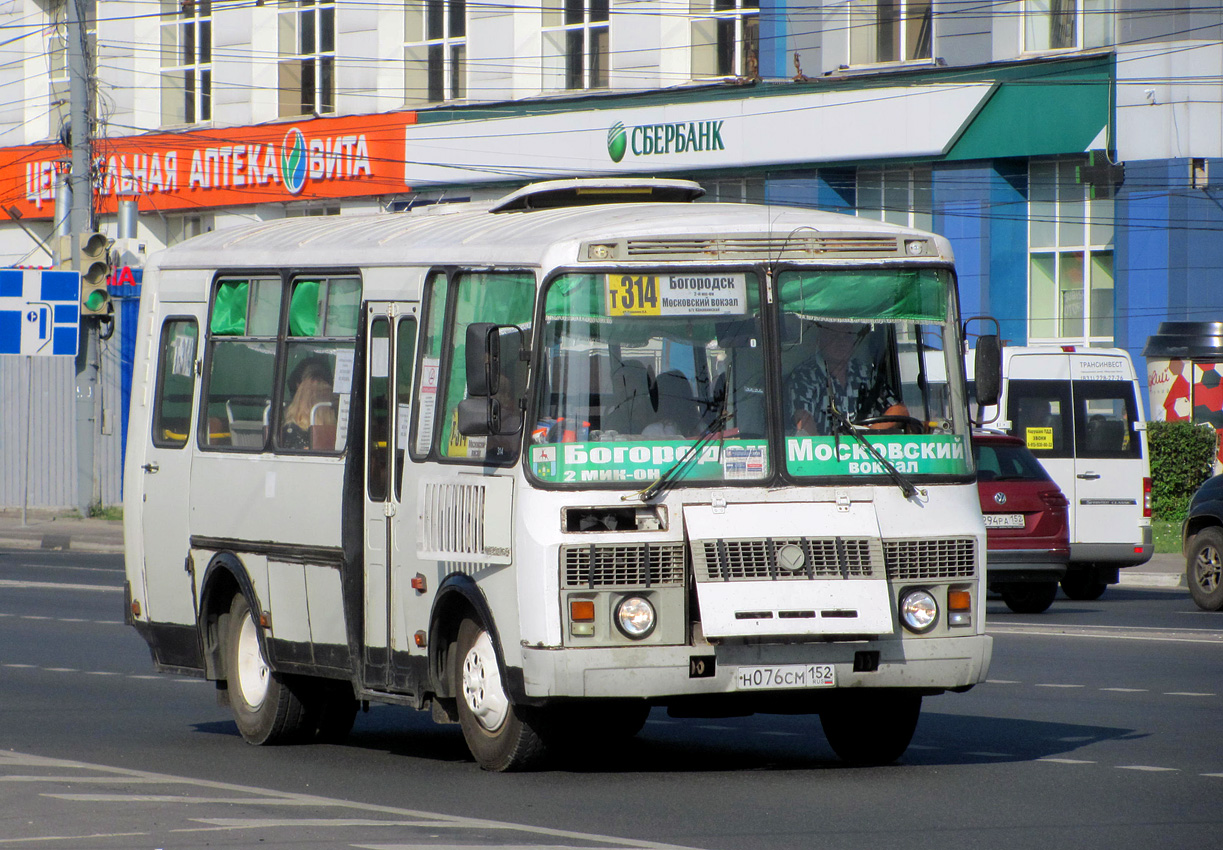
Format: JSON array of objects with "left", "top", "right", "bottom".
[{"left": 77, "top": 232, "right": 111, "bottom": 317}]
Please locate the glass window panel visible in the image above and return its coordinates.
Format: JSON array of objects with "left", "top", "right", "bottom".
[
  {"left": 405, "top": 45, "right": 429, "bottom": 103},
  {"left": 1090, "top": 195, "right": 1113, "bottom": 247},
  {"left": 1029, "top": 253, "right": 1057, "bottom": 339},
  {"left": 566, "top": 29, "right": 583, "bottom": 89},
  {"left": 543, "top": 0, "right": 562, "bottom": 28},
  {"left": 413, "top": 272, "right": 449, "bottom": 458},
  {"left": 152, "top": 319, "right": 198, "bottom": 449},
  {"left": 368, "top": 318, "right": 391, "bottom": 498},
  {"left": 202, "top": 340, "right": 276, "bottom": 450},
  {"left": 1025, "top": 0, "right": 1052, "bottom": 51},
  {"left": 1089, "top": 252, "right": 1114, "bottom": 338},
  {"left": 1075, "top": 379, "right": 1139, "bottom": 457},
  {"left": 1058, "top": 251, "right": 1085, "bottom": 338},
  {"left": 1006, "top": 379, "right": 1074, "bottom": 457},
  {"left": 427, "top": 0, "right": 444, "bottom": 39},
  {"left": 907, "top": 0, "right": 932, "bottom": 59},
  {"left": 428, "top": 43, "right": 444, "bottom": 101},
  {"left": 162, "top": 72, "right": 186, "bottom": 125},
  {"left": 450, "top": 0, "right": 466, "bottom": 37},
  {"left": 395, "top": 317, "right": 418, "bottom": 498},
  {"left": 451, "top": 44, "right": 466, "bottom": 99},
  {"left": 691, "top": 19, "right": 717, "bottom": 77},
  {"left": 590, "top": 26, "right": 608, "bottom": 88},
  {"left": 320, "top": 6, "right": 334, "bottom": 52},
  {"left": 877, "top": 0, "right": 900, "bottom": 62},
  {"left": 279, "top": 342, "right": 353, "bottom": 453},
  {"left": 405, "top": 0, "right": 424, "bottom": 40}
]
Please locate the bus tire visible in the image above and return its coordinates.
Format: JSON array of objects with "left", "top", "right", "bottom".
[
  {"left": 224, "top": 594, "right": 312, "bottom": 745},
  {"left": 999, "top": 581, "right": 1058, "bottom": 614},
  {"left": 454, "top": 617, "right": 546, "bottom": 771},
  {"left": 1060, "top": 570, "right": 1108, "bottom": 601},
  {"left": 1187, "top": 527, "right": 1223, "bottom": 611},
  {"left": 819, "top": 691, "right": 922, "bottom": 767}
]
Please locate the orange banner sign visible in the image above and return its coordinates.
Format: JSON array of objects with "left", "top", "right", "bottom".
[{"left": 2, "top": 111, "right": 417, "bottom": 220}]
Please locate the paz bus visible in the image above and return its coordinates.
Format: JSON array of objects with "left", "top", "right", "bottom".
[{"left": 124, "top": 178, "right": 999, "bottom": 771}]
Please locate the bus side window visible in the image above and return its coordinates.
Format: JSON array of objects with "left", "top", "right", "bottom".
[
  {"left": 394, "top": 315, "right": 418, "bottom": 499},
  {"left": 152, "top": 318, "right": 199, "bottom": 448},
  {"left": 202, "top": 278, "right": 280, "bottom": 450}
]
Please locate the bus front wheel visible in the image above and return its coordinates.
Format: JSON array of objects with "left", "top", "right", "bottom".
[
  {"left": 224, "top": 594, "right": 312, "bottom": 745},
  {"left": 819, "top": 691, "right": 922, "bottom": 767},
  {"left": 454, "top": 617, "right": 546, "bottom": 771}
]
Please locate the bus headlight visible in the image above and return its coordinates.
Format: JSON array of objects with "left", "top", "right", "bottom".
[
  {"left": 615, "top": 596, "right": 656, "bottom": 639},
  {"left": 899, "top": 589, "right": 939, "bottom": 633}
]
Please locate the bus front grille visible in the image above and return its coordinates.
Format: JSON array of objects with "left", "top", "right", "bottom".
[
  {"left": 883, "top": 538, "right": 977, "bottom": 580},
  {"left": 691, "top": 537, "right": 883, "bottom": 582},
  {"left": 561, "top": 543, "right": 687, "bottom": 588}
]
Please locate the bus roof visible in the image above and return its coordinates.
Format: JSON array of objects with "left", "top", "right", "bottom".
[{"left": 150, "top": 193, "right": 953, "bottom": 272}]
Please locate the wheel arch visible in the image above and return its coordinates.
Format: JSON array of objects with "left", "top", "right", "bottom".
[
  {"left": 428, "top": 574, "right": 506, "bottom": 702},
  {"left": 1183, "top": 512, "right": 1223, "bottom": 554},
  {"left": 198, "top": 551, "right": 261, "bottom": 681}
]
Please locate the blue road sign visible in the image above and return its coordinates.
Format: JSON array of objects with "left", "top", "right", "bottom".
[{"left": 0, "top": 269, "right": 81, "bottom": 357}]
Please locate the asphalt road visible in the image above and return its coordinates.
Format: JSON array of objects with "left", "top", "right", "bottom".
[{"left": 1, "top": 549, "right": 1220, "bottom": 850}]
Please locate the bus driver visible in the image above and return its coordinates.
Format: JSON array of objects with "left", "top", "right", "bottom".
[{"left": 786, "top": 321, "right": 910, "bottom": 435}]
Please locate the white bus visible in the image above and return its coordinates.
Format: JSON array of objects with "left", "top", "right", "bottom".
[{"left": 124, "top": 178, "right": 996, "bottom": 771}]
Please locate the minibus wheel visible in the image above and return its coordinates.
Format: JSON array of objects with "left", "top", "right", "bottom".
[
  {"left": 1060, "top": 570, "right": 1108, "bottom": 601},
  {"left": 224, "top": 594, "right": 312, "bottom": 745},
  {"left": 454, "top": 616, "right": 545, "bottom": 771},
  {"left": 819, "top": 691, "right": 922, "bottom": 767},
  {"left": 999, "top": 581, "right": 1058, "bottom": 614}
]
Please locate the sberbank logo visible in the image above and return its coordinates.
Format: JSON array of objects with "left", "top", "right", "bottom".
[
  {"left": 280, "top": 127, "right": 308, "bottom": 195},
  {"left": 607, "top": 122, "right": 628, "bottom": 163},
  {"left": 606, "top": 119, "right": 725, "bottom": 163}
]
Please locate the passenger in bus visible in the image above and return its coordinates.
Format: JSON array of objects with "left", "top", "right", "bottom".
[
  {"left": 281, "top": 356, "right": 337, "bottom": 450},
  {"left": 786, "top": 321, "right": 909, "bottom": 435}
]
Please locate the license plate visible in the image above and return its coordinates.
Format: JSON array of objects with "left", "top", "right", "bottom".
[
  {"left": 983, "top": 513, "right": 1025, "bottom": 528},
  {"left": 735, "top": 664, "right": 836, "bottom": 691}
]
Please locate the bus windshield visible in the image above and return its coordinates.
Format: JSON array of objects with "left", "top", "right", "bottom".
[
  {"left": 528, "top": 267, "right": 971, "bottom": 488},
  {"left": 778, "top": 267, "right": 972, "bottom": 481},
  {"left": 531, "top": 270, "right": 769, "bottom": 487}
]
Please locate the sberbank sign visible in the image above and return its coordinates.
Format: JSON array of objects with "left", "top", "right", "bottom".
[{"left": 607, "top": 119, "right": 725, "bottom": 164}]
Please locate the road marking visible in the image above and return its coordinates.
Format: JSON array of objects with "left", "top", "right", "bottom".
[
  {"left": 964, "top": 752, "right": 1013, "bottom": 758},
  {"left": 1038, "top": 758, "right": 1095, "bottom": 764},
  {"left": 1117, "top": 765, "right": 1179, "bottom": 772},
  {"left": 988, "top": 622, "right": 1223, "bottom": 644},
  {"left": 1035, "top": 683, "right": 1084, "bottom": 688},
  {"left": 0, "top": 579, "right": 122, "bottom": 593},
  {"left": 0, "top": 750, "right": 704, "bottom": 850},
  {"left": 1100, "top": 687, "right": 1147, "bottom": 692},
  {"left": 1164, "top": 692, "right": 1214, "bottom": 697}
]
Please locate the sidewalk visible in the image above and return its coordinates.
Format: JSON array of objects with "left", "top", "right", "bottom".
[
  {"left": 0, "top": 508, "right": 125, "bottom": 554},
  {"left": 0, "top": 507, "right": 1190, "bottom": 589}
]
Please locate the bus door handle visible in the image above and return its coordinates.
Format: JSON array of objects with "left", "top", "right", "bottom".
[
  {"left": 1076, "top": 471, "right": 1101, "bottom": 480},
  {"left": 142, "top": 462, "right": 159, "bottom": 474}
]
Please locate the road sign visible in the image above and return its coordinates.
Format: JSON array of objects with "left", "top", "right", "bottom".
[{"left": 0, "top": 268, "right": 81, "bottom": 356}]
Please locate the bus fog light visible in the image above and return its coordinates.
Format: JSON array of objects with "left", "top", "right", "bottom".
[
  {"left": 615, "top": 596, "right": 656, "bottom": 639},
  {"left": 899, "top": 589, "right": 939, "bottom": 633}
]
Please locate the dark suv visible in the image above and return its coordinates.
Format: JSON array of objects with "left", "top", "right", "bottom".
[
  {"left": 972, "top": 432, "right": 1071, "bottom": 613},
  {"left": 1183, "top": 474, "right": 1223, "bottom": 611}
]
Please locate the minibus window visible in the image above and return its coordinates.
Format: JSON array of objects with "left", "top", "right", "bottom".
[
  {"left": 1074, "top": 380, "right": 1140, "bottom": 459},
  {"left": 1006, "top": 379, "right": 1074, "bottom": 458},
  {"left": 152, "top": 319, "right": 198, "bottom": 448}
]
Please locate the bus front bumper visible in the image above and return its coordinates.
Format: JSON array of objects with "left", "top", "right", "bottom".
[{"left": 519, "top": 634, "right": 992, "bottom": 700}]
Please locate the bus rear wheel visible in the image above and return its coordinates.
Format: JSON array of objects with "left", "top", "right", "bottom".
[
  {"left": 224, "top": 594, "right": 312, "bottom": 745},
  {"left": 454, "top": 617, "right": 546, "bottom": 771},
  {"left": 819, "top": 691, "right": 922, "bottom": 767}
]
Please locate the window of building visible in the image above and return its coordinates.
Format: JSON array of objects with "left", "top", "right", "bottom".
[
  {"left": 542, "top": 0, "right": 610, "bottom": 91},
  {"left": 48, "top": 0, "right": 97, "bottom": 134},
  {"left": 1023, "top": 0, "right": 1113, "bottom": 52},
  {"left": 405, "top": 0, "right": 466, "bottom": 105},
  {"left": 691, "top": 0, "right": 760, "bottom": 79},
  {"left": 1028, "top": 158, "right": 1114, "bottom": 345},
  {"left": 701, "top": 177, "right": 765, "bottom": 204},
  {"left": 278, "top": 0, "right": 335, "bottom": 117},
  {"left": 849, "top": 0, "right": 933, "bottom": 65},
  {"left": 160, "top": 0, "right": 212, "bottom": 125},
  {"left": 164, "top": 214, "right": 214, "bottom": 247},
  {"left": 856, "top": 166, "right": 933, "bottom": 232}
]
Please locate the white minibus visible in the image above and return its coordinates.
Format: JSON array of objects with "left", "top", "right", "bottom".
[
  {"left": 124, "top": 178, "right": 996, "bottom": 770},
  {"left": 969, "top": 346, "right": 1153, "bottom": 598}
]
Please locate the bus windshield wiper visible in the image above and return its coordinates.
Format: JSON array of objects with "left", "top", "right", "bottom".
[
  {"left": 625, "top": 399, "right": 731, "bottom": 503},
  {"left": 826, "top": 401, "right": 919, "bottom": 500}
]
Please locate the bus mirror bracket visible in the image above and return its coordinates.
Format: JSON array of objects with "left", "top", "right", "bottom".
[{"left": 465, "top": 322, "right": 501, "bottom": 397}]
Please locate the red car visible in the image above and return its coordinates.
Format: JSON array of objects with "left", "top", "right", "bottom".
[{"left": 972, "top": 431, "right": 1071, "bottom": 613}]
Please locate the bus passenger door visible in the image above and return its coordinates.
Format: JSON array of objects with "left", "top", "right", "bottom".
[
  {"left": 137, "top": 309, "right": 204, "bottom": 626},
  {"left": 362, "top": 304, "right": 418, "bottom": 690}
]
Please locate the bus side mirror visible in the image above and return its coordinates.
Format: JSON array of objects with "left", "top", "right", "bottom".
[
  {"left": 975, "top": 334, "right": 1002, "bottom": 407},
  {"left": 465, "top": 322, "right": 501, "bottom": 397}
]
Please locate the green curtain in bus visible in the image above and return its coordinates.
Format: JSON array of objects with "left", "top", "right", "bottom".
[
  {"left": 777, "top": 269, "right": 949, "bottom": 323},
  {"left": 210, "top": 280, "right": 249, "bottom": 335}
]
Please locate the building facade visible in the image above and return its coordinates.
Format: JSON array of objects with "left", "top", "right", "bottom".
[{"left": 1, "top": 1, "right": 1221, "bottom": 506}]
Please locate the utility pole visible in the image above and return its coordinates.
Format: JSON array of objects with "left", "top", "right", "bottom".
[{"left": 67, "top": 0, "right": 98, "bottom": 516}]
